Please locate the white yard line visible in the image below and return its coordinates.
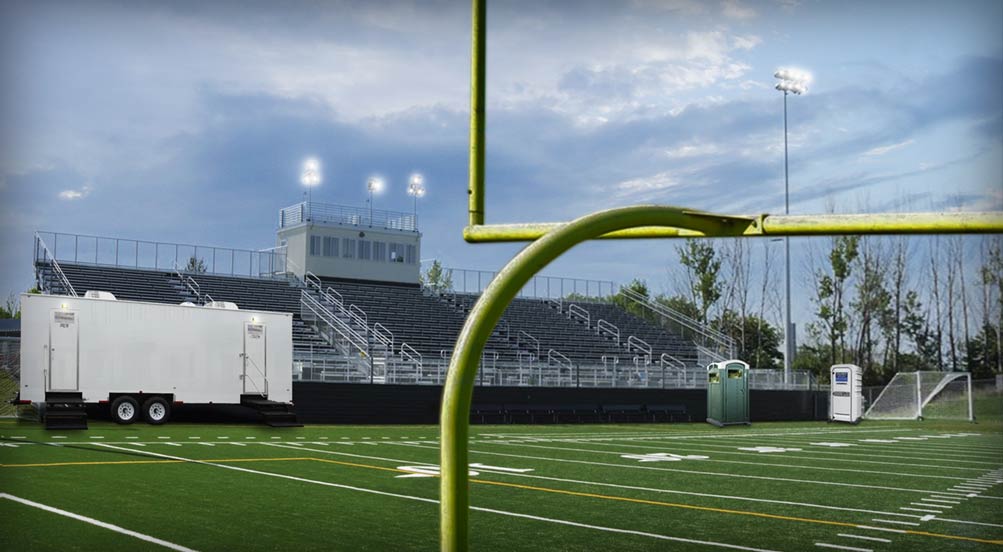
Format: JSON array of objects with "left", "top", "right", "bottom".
[
  {"left": 270, "top": 443, "right": 920, "bottom": 520},
  {"left": 714, "top": 436, "right": 1003, "bottom": 463},
  {"left": 836, "top": 533, "right": 891, "bottom": 543},
  {"left": 899, "top": 507, "right": 942, "bottom": 514},
  {"left": 93, "top": 444, "right": 779, "bottom": 552},
  {"left": 870, "top": 519, "right": 920, "bottom": 526},
  {"left": 933, "top": 517, "right": 1003, "bottom": 529},
  {"left": 911, "top": 502, "right": 950, "bottom": 509},
  {"left": 388, "top": 442, "right": 950, "bottom": 495},
  {"left": 0, "top": 493, "right": 198, "bottom": 552},
  {"left": 484, "top": 441, "right": 971, "bottom": 481},
  {"left": 814, "top": 543, "right": 871, "bottom": 552}
]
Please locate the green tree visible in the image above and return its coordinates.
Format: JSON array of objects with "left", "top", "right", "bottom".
[
  {"left": 184, "top": 256, "right": 208, "bottom": 273},
  {"left": 611, "top": 279, "right": 651, "bottom": 319},
  {"left": 676, "top": 239, "right": 721, "bottom": 324},
  {"left": 420, "top": 260, "right": 454, "bottom": 293},
  {"left": 654, "top": 294, "right": 700, "bottom": 321},
  {"left": 809, "top": 236, "right": 859, "bottom": 366},
  {"left": 0, "top": 293, "right": 19, "bottom": 319},
  {"left": 714, "top": 310, "right": 782, "bottom": 370}
]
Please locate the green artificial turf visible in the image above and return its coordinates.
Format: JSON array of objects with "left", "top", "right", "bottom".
[{"left": 1, "top": 419, "right": 1001, "bottom": 551}]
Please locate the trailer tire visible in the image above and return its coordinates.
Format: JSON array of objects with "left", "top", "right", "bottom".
[
  {"left": 142, "top": 397, "right": 171, "bottom": 425},
  {"left": 111, "top": 396, "right": 140, "bottom": 425}
]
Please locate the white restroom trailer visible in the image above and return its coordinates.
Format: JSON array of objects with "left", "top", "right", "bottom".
[
  {"left": 829, "top": 364, "right": 863, "bottom": 423},
  {"left": 17, "top": 292, "right": 296, "bottom": 428}
]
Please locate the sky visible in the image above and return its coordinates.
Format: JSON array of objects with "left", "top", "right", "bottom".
[{"left": 1, "top": 0, "right": 1001, "bottom": 331}]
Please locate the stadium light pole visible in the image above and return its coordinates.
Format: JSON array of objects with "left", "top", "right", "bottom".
[
  {"left": 407, "top": 173, "right": 426, "bottom": 230},
  {"left": 367, "top": 176, "right": 384, "bottom": 226},
  {"left": 301, "top": 158, "right": 321, "bottom": 221},
  {"left": 774, "top": 68, "right": 809, "bottom": 385}
]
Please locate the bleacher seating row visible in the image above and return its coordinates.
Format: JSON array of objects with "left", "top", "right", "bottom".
[
  {"left": 39, "top": 262, "right": 698, "bottom": 376},
  {"left": 471, "top": 402, "right": 690, "bottom": 424}
]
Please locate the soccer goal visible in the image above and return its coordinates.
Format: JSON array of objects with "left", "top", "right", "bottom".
[{"left": 864, "top": 371, "right": 974, "bottom": 421}]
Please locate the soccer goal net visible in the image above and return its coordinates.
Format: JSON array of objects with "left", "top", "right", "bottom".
[{"left": 864, "top": 371, "right": 973, "bottom": 421}]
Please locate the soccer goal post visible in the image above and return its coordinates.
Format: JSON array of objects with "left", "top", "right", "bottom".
[{"left": 864, "top": 371, "right": 973, "bottom": 421}]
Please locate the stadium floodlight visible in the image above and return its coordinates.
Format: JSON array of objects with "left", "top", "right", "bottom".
[
  {"left": 407, "top": 173, "right": 426, "bottom": 229},
  {"left": 773, "top": 67, "right": 811, "bottom": 386},
  {"left": 300, "top": 158, "right": 322, "bottom": 217},
  {"left": 367, "top": 176, "right": 385, "bottom": 224}
]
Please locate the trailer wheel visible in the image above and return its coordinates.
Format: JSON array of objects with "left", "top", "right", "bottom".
[
  {"left": 111, "top": 396, "right": 140, "bottom": 424},
  {"left": 142, "top": 397, "right": 171, "bottom": 425}
]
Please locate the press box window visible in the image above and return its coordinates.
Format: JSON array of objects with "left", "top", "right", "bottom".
[
  {"left": 405, "top": 244, "right": 417, "bottom": 264},
  {"left": 342, "top": 238, "right": 356, "bottom": 259},
  {"left": 373, "top": 242, "right": 387, "bottom": 262},
  {"left": 358, "top": 240, "right": 372, "bottom": 261},
  {"left": 309, "top": 236, "right": 321, "bottom": 256},
  {"left": 323, "top": 236, "right": 339, "bottom": 257}
]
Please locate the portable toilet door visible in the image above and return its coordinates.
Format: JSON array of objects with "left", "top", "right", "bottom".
[
  {"left": 723, "top": 360, "right": 750, "bottom": 425},
  {"left": 48, "top": 309, "right": 80, "bottom": 392},
  {"left": 242, "top": 322, "right": 267, "bottom": 396},
  {"left": 829, "top": 364, "right": 862, "bottom": 423},
  {"left": 706, "top": 363, "right": 723, "bottom": 425}
]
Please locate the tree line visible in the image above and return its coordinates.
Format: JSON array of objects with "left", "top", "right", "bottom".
[{"left": 618, "top": 235, "right": 1001, "bottom": 385}]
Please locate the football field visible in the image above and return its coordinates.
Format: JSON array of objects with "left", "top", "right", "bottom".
[{"left": 1, "top": 420, "right": 1001, "bottom": 551}]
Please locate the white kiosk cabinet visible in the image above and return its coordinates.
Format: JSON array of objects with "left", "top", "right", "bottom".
[
  {"left": 18, "top": 292, "right": 294, "bottom": 427},
  {"left": 830, "top": 364, "right": 863, "bottom": 423}
]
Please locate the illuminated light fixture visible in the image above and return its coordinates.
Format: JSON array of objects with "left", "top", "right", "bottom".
[
  {"left": 407, "top": 173, "right": 426, "bottom": 230},
  {"left": 300, "top": 158, "right": 322, "bottom": 219},
  {"left": 367, "top": 176, "right": 385, "bottom": 226},
  {"left": 61, "top": 303, "right": 67, "bottom": 309}
]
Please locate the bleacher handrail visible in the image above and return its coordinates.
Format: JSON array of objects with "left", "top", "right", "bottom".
[
  {"left": 349, "top": 304, "right": 368, "bottom": 328},
  {"left": 567, "top": 303, "right": 590, "bottom": 327},
  {"left": 659, "top": 352, "right": 686, "bottom": 370},
  {"left": 323, "top": 286, "right": 344, "bottom": 308},
  {"left": 596, "top": 319, "right": 620, "bottom": 345},
  {"left": 202, "top": 293, "right": 214, "bottom": 305},
  {"left": 372, "top": 322, "right": 394, "bottom": 351},
  {"left": 400, "top": 342, "right": 423, "bottom": 368},
  {"left": 34, "top": 230, "right": 288, "bottom": 280},
  {"left": 300, "top": 290, "right": 369, "bottom": 357},
  {"left": 34, "top": 233, "right": 78, "bottom": 297},
  {"left": 627, "top": 335, "right": 652, "bottom": 357},
  {"left": 618, "top": 287, "right": 735, "bottom": 357},
  {"left": 547, "top": 349, "right": 573, "bottom": 370},
  {"left": 516, "top": 330, "right": 540, "bottom": 354}
]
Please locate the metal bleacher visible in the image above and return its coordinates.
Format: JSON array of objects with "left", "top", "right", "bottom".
[{"left": 38, "top": 259, "right": 711, "bottom": 388}]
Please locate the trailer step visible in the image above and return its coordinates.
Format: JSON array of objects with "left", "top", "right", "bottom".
[
  {"left": 241, "top": 396, "right": 303, "bottom": 428},
  {"left": 44, "top": 392, "right": 88, "bottom": 430}
]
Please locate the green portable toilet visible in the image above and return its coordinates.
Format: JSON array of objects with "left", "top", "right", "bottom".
[{"left": 706, "top": 360, "right": 751, "bottom": 427}]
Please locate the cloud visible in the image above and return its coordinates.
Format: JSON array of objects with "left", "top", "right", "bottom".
[
  {"left": 58, "top": 185, "right": 90, "bottom": 200},
  {"left": 721, "top": 0, "right": 757, "bottom": 20},
  {"left": 862, "top": 139, "right": 915, "bottom": 157}
]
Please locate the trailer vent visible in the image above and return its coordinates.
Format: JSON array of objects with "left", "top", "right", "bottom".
[{"left": 84, "top": 290, "right": 117, "bottom": 300}]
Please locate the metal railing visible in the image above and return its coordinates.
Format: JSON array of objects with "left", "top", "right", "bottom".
[
  {"left": 280, "top": 201, "right": 418, "bottom": 232},
  {"left": 373, "top": 323, "right": 394, "bottom": 352},
  {"left": 516, "top": 330, "right": 540, "bottom": 355},
  {"left": 34, "top": 231, "right": 288, "bottom": 279},
  {"left": 425, "top": 264, "right": 616, "bottom": 300},
  {"left": 626, "top": 335, "right": 652, "bottom": 359},
  {"left": 595, "top": 319, "right": 620, "bottom": 345},
  {"left": 34, "top": 233, "right": 78, "bottom": 297},
  {"left": 567, "top": 304, "right": 590, "bottom": 327},
  {"left": 618, "top": 287, "right": 735, "bottom": 358},
  {"left": 300, "top": 290, "right": 369, "bottom": 359},
  {"left": 400, "top": 342, "right": 423, "bottom": 370}
]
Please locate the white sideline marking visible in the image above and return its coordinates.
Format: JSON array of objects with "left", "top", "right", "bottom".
[
  {"left": 0, "top": 493, "right": 198, "bottom": 552},
  {"left": 307, "top": 443, "right": 920, "bottom": 519},
  {"left": 911, "top": 502, "right": 950, "bottom": 509},
  {"left": 94, "top": 444, "right": 779, "bottom": 552},
  {"left": 11, "top": 436, "right": 26, "bottom": 439},
  {"left": 871, "top": 519, "right": 920, "bottom": 526},
  {"left": 920, "top": 498, "right": 961, "bottom": 504},
  {"left": 51, "top": 436, "right": 66, "bottom": 439},
  {"left": 158, "top": 436, "right": 170, "bottom": 439},
  {"left": 837, "top": 533, "right": 891, "bottom": 543},
  {"left": 125, "top": 436, "right": 138, "bottom": 440},
  {"left": 814, "top": 543, "right": 871, "bottom": 552},
  {"left": 165, "top": 443, "right": 182, "bottom": 447},
  {"left": 89, "top": 436, "right": 104, "bottom": 439},
  {"left": 899, "top": 507, "right": 941, "bottom": 514},
  {"left": 188, "top": 437, "right": 200, "bottom": 440}
]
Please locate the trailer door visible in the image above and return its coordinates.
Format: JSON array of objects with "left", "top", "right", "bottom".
[
  {"left": 49, "top": 310, "right": 79, "bottom": 391},
  {"left": 243, "top": 323, "right": 267, "bottom": 396}
]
